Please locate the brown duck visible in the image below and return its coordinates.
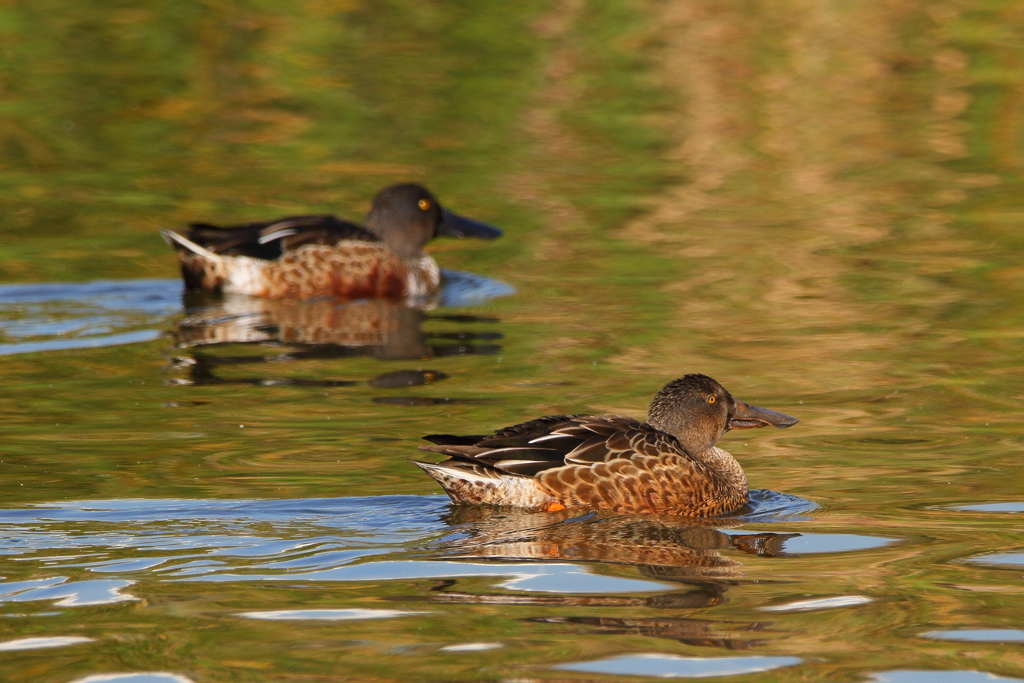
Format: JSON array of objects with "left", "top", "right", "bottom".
[
  {"left": 161, "top": 184, "right": 502, "bottom": 300},
  {"left": 415, "top": 374, "right": 798, "bottom": 517}
]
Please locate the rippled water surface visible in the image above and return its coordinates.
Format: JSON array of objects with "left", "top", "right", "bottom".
[{"left": 3, "top": 1, "right": 1024, "bottom": 681}]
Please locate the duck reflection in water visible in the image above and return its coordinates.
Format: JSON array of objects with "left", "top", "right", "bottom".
[
  {"left": 167, "top": 294, "right": 501, "bottom": 392},
  {"left": 410, "top": 506, "right": 796, "bottom": 650},
  {"left": 408, "top": 376, "right": 800, "bottom": 649}
]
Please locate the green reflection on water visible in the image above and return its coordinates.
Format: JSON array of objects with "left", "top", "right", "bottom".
[{"left": 3, "top": 0, "right": 1024, "bottom": 681}]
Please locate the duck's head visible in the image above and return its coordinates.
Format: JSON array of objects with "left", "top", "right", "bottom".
[
  {"left": 364, "top": 184, "right": 503, "bottom": 260},
  {"left": 647, "top": 374, "right": 798, "bottom": 454}
]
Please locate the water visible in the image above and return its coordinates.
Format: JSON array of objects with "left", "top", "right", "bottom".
[{"left": 3, "top": 1, "right": 1024, "bottom": 681}]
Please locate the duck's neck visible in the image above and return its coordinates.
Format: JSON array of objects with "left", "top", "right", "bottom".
[
  {"left": 646, "top": 410, "right": 747, "bottom": 496},
  {"left": 381, "top": 230, "right": 425, "bottom": 260},
  {"left": 692, "top": 445, "right": 748, "bottom": 497},
  {"left": 364, "top": 217, "right": 427, "bottom": 261}
]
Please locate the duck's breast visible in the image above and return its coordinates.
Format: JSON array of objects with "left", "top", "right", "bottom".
[
  {"left": 404, "top": 255, "right": 441, "bottom": 298},
  {"left": 538, "top": 453, "right": 748, "bottom": 517}
]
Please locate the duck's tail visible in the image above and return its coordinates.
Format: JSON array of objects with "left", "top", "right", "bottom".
[
  {"left": 412, "top": 459, "right": 556, "bottom": 509},
  {"left": 161, "top": 229, "right": 220, "bottom": 260},
  {"left": 161, "top": 229, "right": 234, "bottom": 292}
]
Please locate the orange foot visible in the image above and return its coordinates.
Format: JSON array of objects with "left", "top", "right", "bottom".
[{"left": 543, "top": 502, "right": 567, "bottom": 512}]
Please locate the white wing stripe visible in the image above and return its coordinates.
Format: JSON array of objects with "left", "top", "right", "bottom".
[
  {"left": 528, "top": 434, "right": 569, "bottom": 444},
  {"left": 258, "top": 228, "right": 299, "bottom": 244}
]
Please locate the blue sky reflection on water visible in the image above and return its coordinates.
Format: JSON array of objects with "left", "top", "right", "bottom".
[
  {"left": 921, "top": 630, "right": 1024, "bottom": 643},
  {"left": 555, "top": 653, "right": 803, "bottom": 678},
  {"left": 0, "top": 271, "right": 513, "bottom": 355}
]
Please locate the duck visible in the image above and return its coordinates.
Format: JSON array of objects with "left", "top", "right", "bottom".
[
  {"left": 160, "top": 184, "right": 502, "bottom": 300},
  {"left": 415, "top": 374, "right": 798, "bottom": 517}
]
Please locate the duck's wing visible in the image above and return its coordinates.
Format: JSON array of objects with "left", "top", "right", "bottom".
[
  {"left": 419, "top": 414, "right": 688, "bottom": 478},
  {"left": 187, "top": 216, "right": 379, "bottom": 260}
]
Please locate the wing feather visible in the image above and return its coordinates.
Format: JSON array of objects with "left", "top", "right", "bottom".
[
  {"left": 493, "top": 460, "right": 562, "bottom": 476},
  {"left": 564, "top": 436, "right": 614, "bottom": 464},
  {"left": 422, "top": 434, "right": 489, "bottom": 446},
  {"left": 527, "top": 433, "right": 585, "bottom": 449},
  {"left": 186, "top": 215, "right": 379, "bottom": 260},
  {"left": 473, "top": 447, "right": 564, "bottom": 463},
  {"left": 479, "top": 415, "right": 580, "bottom": 447}
]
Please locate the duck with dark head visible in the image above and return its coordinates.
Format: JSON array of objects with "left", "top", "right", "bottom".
[
  {"left": 161, "top": 184, "right": 502, "bottom": 300},
  {"left": 415, "top": 374, "right": 798, "bottom": 517}
]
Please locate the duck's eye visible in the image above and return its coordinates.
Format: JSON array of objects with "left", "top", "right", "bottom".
[
  {"left": 707, "top": 396, "right": 716, "bottom": 404},
  {"left": 418, "top": 199, "right": 431, "bottom": 210}
]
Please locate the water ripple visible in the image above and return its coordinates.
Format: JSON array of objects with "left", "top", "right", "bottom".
[
  {"left": 555, "top": 654, "right": 802, "bottom": 678},
  {"left": 0, "top": 636, "right": 94, "bottom": 651},
  {"left": 0, "top": 494, "right": 844, "bottom": 607},
  {"left": 0, "top": 271, "right": 514, "bottom": 356},
  {"left": 0, "top": 279, "right": 180, "bottom": 355}
]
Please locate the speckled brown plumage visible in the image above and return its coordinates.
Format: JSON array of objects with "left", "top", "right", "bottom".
[
  {"left": 173, "top": 241, "right": 432, "bottom": 299},
  {"left": 415, "top": 374, "right": 799, "bottom": 517}
]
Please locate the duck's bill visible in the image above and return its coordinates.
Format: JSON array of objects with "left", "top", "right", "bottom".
[
  {"left": 438, "top": 210, "right": 503, "bottom": 240},
  {"left": 729, "top": 401, "right": 799, "bottom": 429}
]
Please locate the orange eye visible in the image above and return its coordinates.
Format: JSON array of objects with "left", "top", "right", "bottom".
[
  {"left": 418, "top": 199, "right": 431, "bottom": 210},
  {"left": 707, "top": 396, "right": 716, "bottom": 404}
]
